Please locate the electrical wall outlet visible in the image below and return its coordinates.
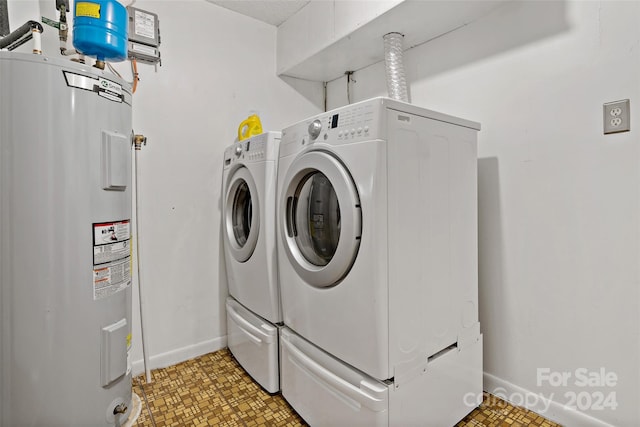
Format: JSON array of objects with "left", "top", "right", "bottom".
[{"left": 603, "top": 99, "right": 630, "bottom": 134}]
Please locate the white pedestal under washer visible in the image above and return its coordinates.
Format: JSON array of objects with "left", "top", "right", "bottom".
[
  {"left": 280, "top": 327, "right": 483, "bottom": 427},
  {"left": 222, "top": 131, "right": 282, "bottom": 393},
  {"left": 276, "top": 98, "right": 483, "bottom": 425}
]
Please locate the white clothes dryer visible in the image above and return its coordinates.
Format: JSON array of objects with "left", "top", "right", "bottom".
[
  {"left": 222, "top": 131, "right": 281, "bottom": 393},
  {"left": 276, "top": 98, "right": 483, "bottom": 425}
]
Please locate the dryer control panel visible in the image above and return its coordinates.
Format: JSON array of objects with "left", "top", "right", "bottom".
[{"left": 328, "top": 102, "right": 376, "bottom": 142}]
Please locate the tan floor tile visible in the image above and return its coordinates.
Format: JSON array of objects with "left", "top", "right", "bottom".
[
  {"left": 134, "top": 350, "right": 561, "bottom": 427},
  {"left": 228, "top": 391, "right": 307, "bottom": 427}
]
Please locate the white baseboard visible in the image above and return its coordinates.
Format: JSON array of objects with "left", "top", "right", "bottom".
[
  {"left": 483, "top": 372, "right": 615, "bottom": 427},
  {"left": 132, "top": 336, "right": 227, "bottom": 377}
]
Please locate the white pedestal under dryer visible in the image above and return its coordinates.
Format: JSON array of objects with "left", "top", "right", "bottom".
[
  {"left": 276, "top": 98, "right": 483, "bottom": 425},
  {"left": 222, "top": 131, "right": 281, "bottom": 393}
]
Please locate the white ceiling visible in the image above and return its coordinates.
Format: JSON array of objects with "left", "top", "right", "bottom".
[{"left": 207, "top": 0, "right": 310, "bottom": 26}]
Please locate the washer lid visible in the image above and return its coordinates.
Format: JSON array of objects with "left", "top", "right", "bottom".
[
  {"left": 225, "top": 166, "right": 260, "bottom": 262},
  {"left": 281, "top": 150, "right": 361, "bottom": 287}
]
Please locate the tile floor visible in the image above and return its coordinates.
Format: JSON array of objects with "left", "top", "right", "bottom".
[{"left": 132, "top": 349, "right": 561, "bottom": 427}]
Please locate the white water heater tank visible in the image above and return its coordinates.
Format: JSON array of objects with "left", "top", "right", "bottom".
[{"left": 0, "top": 52, "right": 133, "bottom": 426}]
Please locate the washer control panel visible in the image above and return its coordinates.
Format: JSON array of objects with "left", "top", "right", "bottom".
[
  {"left": 281, "top": 100, "right": 382, "bottom": 156},
  {"left": 223, "top": 132, "right": 281, "bottom": 167}
]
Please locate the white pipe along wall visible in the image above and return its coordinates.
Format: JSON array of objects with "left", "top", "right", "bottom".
[{"left": 327, "top": 1, "right": 639, "bottom": 426}]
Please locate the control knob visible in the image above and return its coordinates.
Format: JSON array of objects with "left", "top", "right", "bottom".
[
  {"left": 308, "top": 119, "right": 322, "bottom": 140},
  {"left": 234, "top": 145, "right": 243, "bottom": 156}
]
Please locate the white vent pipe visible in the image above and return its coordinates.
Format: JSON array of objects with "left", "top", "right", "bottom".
[{"left": 383, "top": 32, "right": 408, "bottom": 102}]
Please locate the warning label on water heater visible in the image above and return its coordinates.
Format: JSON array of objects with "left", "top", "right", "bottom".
[
  {"left": 93, "top": 259, "right": 131, "bottom": 300},
  {"left": 93, "top": 220, "right": 130, "bottom": 264},
  {"left": 93, "top": 220, "right": 131, "bottom": 300}
]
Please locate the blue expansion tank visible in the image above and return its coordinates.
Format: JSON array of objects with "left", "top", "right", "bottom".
[{"left": 73, "top": 0, "right": 128, "bottom": 62}]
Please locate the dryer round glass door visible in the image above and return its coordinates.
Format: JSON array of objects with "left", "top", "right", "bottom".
[
  {"left": 294, "top": 172, "right": 340, "bottom": 266},
  {"left": 225, "top": 166, "right": 260, "bottom": 262},
  {"left": 281, "top": 151, "right": 361, "bottom": 287}
]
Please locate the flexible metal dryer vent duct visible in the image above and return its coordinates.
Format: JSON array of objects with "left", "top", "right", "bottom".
[{"left": 383, "top": 32, "right": 408, "bottom": 102}]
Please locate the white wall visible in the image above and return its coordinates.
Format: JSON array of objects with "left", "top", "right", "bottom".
[
  {"left": 5, "top": 0, "right": 323, "bottom": 372},
  {"left": 326, "top": 1, "right": 639, "bottom": 426}
]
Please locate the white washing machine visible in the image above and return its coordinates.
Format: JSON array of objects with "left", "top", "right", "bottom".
[
  {"left": 276, "top": 98, "right": 483, "bottom": 425},
  {"left": 222, "top": 131, "right": 281, "bottom": 393}
]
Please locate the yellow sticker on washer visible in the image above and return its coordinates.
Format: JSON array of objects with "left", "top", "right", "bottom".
[{"left": 76, "top": 2, "right": 101, "bottom": 18}]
